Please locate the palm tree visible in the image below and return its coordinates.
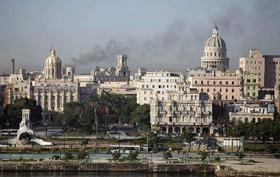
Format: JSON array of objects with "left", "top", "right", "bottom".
[
  {"left": 181, "top": 129, "right": 196, "bottom": 152},
  {"left": 147, "top": 129, "right": 160, "bottom": 151}
]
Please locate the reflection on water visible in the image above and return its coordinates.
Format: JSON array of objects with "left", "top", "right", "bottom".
[{"left": 0, "top": 172, "right": 213, "bottom": 177}]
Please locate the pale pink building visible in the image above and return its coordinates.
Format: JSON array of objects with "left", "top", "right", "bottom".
[
  {"left": 240, "top": 49, "right": 280, "bottom": 89},
  {"left": 187, "top": 69, "right": 242, "bottom": 101}
]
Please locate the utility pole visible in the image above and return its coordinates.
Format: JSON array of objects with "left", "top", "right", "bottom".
[{"left": 94, "top": 104, "right": 98, "bottom": 139}]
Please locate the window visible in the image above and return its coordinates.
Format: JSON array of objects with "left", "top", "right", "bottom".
[{"left": 232, "top": 89, "right": 234, "bottom": 92}]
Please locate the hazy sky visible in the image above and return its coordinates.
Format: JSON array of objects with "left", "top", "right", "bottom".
[{"left": 0, "top": 0, "right": 279, "bottom": 74}]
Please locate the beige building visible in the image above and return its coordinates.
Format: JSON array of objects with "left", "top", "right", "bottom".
[
  {"left": 150, "top": 85, "right": 213, "bottom": 135},
  {"left": 97, "top": 81, "right": 136, "bottom": 96},
  {"left": 3, "top": 48, "right": 80, "bottom": 112},
  {"left": 90, "top": 55, "right": 130, "bottom": 83},
  {"left": 187, "top": 69, "right": 242, "bottom": 101},
  {"left": 240, "top": 49, "right": 280, "bottom": 89}
]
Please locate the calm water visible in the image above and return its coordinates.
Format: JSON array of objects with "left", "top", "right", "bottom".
[{"left": 0, "top": 172, "right": 214, "bottom": 177}]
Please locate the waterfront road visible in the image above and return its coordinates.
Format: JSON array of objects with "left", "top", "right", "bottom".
[{"left": 0, "top": 151, "right": 276, "bottom": 162}]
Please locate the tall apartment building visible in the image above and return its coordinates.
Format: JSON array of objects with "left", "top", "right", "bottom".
[
  {"left": 187, "top": 69, "right": 243, "bottom": 101},
  {"left": 240, "top": 49, "right": 280, "bottom": 89},
  {"left": 243, "top": 72, "right": 259, "bottom": 99},
  {"left": 136, "top": 70, "right": 184, "bottom": 105}
]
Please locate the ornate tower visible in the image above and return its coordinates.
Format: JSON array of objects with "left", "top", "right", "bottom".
[
  {"left": 201, "top": 25, "right": 229, "bottom": 71},
  {"left": 116, "top": 54, "right": 130, "bottom": 77},
  {"left": 43, "top": 48, "right": 62, "bottom": 79}
]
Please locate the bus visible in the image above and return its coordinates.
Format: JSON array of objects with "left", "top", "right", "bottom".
[
  {"left": 108, "top": 144, "right": 140, "bottom": 154},
  {"left": 46, "top": 128, "right": 63, "bottom": 137},
  {"left": 0, "top": 129, "right": 17, "bottom": 137}
]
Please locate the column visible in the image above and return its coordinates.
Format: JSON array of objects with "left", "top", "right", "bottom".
[
  {"left": 54, "top": 92, "right": 58, "bottom": 111},
  {"left": 48, "top": 93, "right": 52, "bottom": 111}
]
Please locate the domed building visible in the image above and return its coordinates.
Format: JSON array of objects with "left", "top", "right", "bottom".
[
  {"left": 201, "top": 25, "right": 229, "bottom": 71},
  {"left": 43, "top": 48, "right": 62, "bottom": 79}
]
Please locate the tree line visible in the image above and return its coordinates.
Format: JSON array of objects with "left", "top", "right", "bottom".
[{"left": 226, "top": 112, "right": 280, "bottom": 143}]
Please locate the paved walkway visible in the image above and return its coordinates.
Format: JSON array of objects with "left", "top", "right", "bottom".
[{"left": 221, "top": 157, "right": 280, "bottom": 173}]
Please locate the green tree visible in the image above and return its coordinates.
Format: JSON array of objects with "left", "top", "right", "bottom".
[
  {"left": 77, "top": 150, "right": 89, "bottom": 160},
  {"left": 131, "top": 104, "right": 150, "bottom": 131},
  {"left": 147, "top": 130, "right": 159, "bottom": 151},
  {"left": 199, "top": 151, "right": 209, "bottom": 163},
  {"left": 3, "top": 98, "right": 42, "bottom": 128},
  {"left": 112, "top": 151, "right": 121, "bottom": 161},
  {"left": 64, "top": 151, "right": 74, "bottom": 161},
  {"left": 163, "top": 150, "right": 172, "bottom": 160},
  {"left": 181, "top": 129, "right": 196, "bottom": 152},
  {"left": 127, "top": 151, "right": 138, "bottom": 161}
]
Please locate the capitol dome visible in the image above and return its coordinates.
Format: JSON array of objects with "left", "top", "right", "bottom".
[
  {"left": 201, "top": 25, "right": 229, "bottom": 71},
  {"left": 204, "top": 26, "right": 226, "bottom": 49},
  {"left": 45, "top": 48, "right": 62, "bottom": 65},
  {"left": 43, "top": 48, "right": 62, "bottom": 79}
]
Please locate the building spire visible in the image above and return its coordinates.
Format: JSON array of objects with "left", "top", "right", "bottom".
[
  {"left": 49, "top": 44, "right": 56, "bottom": 55},
  {"left": 212, "top": 24, "right": 218, "bottom": 36}
]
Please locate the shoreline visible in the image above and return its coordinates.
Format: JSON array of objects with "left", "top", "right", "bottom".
[
  {"left": 0, "top": 161, "right": 214, "bottom": 174},
  {"left": 1, "top": 161, "right": 280, "bottom": 176}
]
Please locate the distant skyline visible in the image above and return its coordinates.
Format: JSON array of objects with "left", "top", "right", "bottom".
[{"left": 0, "top": 0, "right": 280, "bottom": 74}]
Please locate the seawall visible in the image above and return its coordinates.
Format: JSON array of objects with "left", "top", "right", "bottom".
[{"left": 0, "top": 161, "right": 215, "bottom": 174}]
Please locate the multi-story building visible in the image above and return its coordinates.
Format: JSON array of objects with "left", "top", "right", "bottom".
[
  {"left": 150, "top": 85, "right": 213, "bottom": 135},
  {"left": 240, "top": 49, "right": 280, "bottom": 89},
  {"left": 136, "top": 70, "right": 184, "bottom": 105},
  {"left": 3, "top": 48, "right": 80, "bottom": 112},
  {"left": 187, "top": 68, "right": 243, "bottom": 101},
  {"left": 90, "top": 55, "right": 130, "bottom": 83},
  {"left": 201, "top": 25, "right": 229, "bottom": 71},
  {"left": 32, "top": 79, "right": 79, "bottom": 112},
  {"left": 97, "top": 81, "right": 136, "bottom": 96},
  {"left": 229, "top": 103, "right": 274, "bottom": 123},
  {"left": 243, "top": 72, "right": 259, "bottom": 99}
]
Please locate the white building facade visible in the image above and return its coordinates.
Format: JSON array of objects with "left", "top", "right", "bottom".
[
  {"left": 150, "top": 86, "right": 213, "bottom": 135},
  {"left": 229, "top": 103, "right": 274, "bottom": 123},
  {"left": 3, "top": 48, "right": 80, "bottom": 112},
  {"left": 136, "top": 70, "right": 184, "bottom": 105}
]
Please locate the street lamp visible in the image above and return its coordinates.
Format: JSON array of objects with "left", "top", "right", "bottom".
[{"left": 5, "top": 121, "right": 10, "bottom": 153}]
